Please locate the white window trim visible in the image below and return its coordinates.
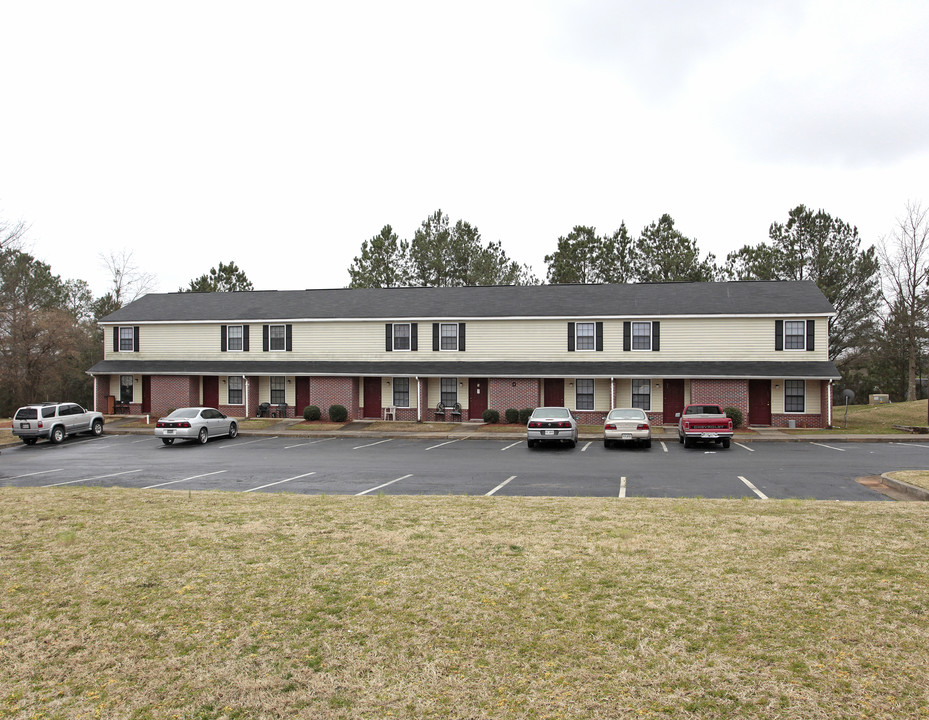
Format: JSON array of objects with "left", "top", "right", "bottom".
[
  {"left": 439, "top": 323, "right": 459, "bottom": 352},
  {"left": 393, "top": 377, "right": 411, "bottom": 408},
  {"left": 575, "top": 378, "right": 595, "bottom": 410},
  {"left": 440, "top": 377, "right": 458, "bottom": 406},
  {"left": 118, "top": 326, "right": 135, "bottom": 353},
  {"left": 227, "top": 325, "right": 245, "bottom": 353},
  {"left": 392, "top": 322, "right": 412, "bottom": 352},
  {"left": 784, "top": 379, "right": 806, "bottom": 414},
  {"left": 269, "top": 324, "right": 287, "bottom": 352},
  {"left": 631, "top": 321, "right": 652, "bottom": 352},
  {"left": 784, "top": 320, "right": 806, "bottom": 352},
  {"left": 269, "top": 376, "right": 286, "bottom": 404},
  {"left": 227, "top": 376, "right": 244, "bottom": 405},
  {"left": 575, "top": 322, "right": 596, "bottom": 352},
  {"left": 631, "top": 378, "right": 651, "bottom": 411}
]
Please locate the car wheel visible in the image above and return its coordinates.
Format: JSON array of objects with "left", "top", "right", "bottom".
[
  {"left": 197, "top": 427, "right": 208, "bottom": 444},
  {"left": 527, "top": 439, "right": 534, "bottom": 448},
  {"left": 678, "top": 433, "right": 684, "bottom": 444},
  {"left": 162, "top": 438, "right": 174, "bottom": 445},
  {"left": 604, "top": 439, "right": 611, "bottom": 449},
  {"left": 722, "top": 438, "right": 731, "bottom": 449},
  {"left": 683, "top": 437, "right": 693, "bottom": 448},
  {"left": 50, "top": 426, "right": 65, "bottom": 444},
  {"left": 23, "top": 438, "right": 37, "bottom": 446},
  {"left": 228, "top": 422, "right": 238, "bottom": 439},
  {"left": 644, "top": 439, "right": 652, "bottom": 449},
  {"left": 90, "top": 419, "right": 103, "bottom": 436},
  {"left": 567, "top": 439, "right": 576, "bottom": 448}
]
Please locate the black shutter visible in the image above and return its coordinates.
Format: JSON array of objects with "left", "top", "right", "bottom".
[
  {"left": 263, "top": 324, "right": 270, "bottom": 352},
  {"left": 411, "top": 323, "right": 418, "bottom": 351},
  {"left": 806, "top": 319, "right": 815, "bottom": 351},
  {"left": 652, "top": 321, "right": 660, "bottom": 352},
  {"left": 133, "top": 326, "right": 140, "bottom": 352},
  {"left": 113, "top": 327, "right": 119, "bottom": 352},
  {"left": 285, "top": 324, "right": 293, "bottom": 351},
  {"left": 458, "top": 323, "right": 466, "bottom": 352},
  {"left": 595, "top": 322, "right": 603, "bottom": 352},
  {"left": 433, "top": 323, "right": 440, "bottom": 351},
  {"left": 567, "top": 322, "right": 575, "bottom": 352},
  {"left": 775, "top": 320, "right": 784, "bottom": 351},
  {"left": 623, "top": 322, "right": 631, "bottom": 352},
  {"left": 385, "top": 324, "right": 393, "bottom": 351},
  {"left": 243, "top": 325, "right": 249, "bottom": 351},
  {"left": 221, "top": 325, "right": 227, "bottom": 352}
]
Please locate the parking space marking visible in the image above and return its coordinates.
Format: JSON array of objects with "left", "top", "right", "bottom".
[
  {"left": 426, "top": 438, "right": 466, "bottom": 451},
  {"left": 220, "top": 437, "right": 278, "bottom": 449},
  {"left": 42, "top": 469, "right": 143, "bottom": 487},
  {"left": 353, "top": 439, "right": 393, "bottom": 450},
  {"left": 244, "top": 471, "right": 316, "bottom": 493},
  {"left": 143, "top": 470, "right": 227, "bottom": 490},
  {"left": 580, "top": 441, "right": 592, "bottom": 452},
  {"left": 501, "top": 441, "right": 522, "bottom": 451},
  {"left": 811, "top": 442, "right": 846, "bottom": 452},
  {"left": 130, "top": 438, "right": 151, "bottom": 444},
  {"left": 486, "top": 476, "right": 517, "bottom": 496},
  {"left": 891, "top": 442, "right": 929, "bottom": 449},
  {"left": 660, "top": 441, "right": 668, "bottom": 453},
  {"left": 619, "top": 476, "right": 627, "bottom": 498},
  {"left": 734, "top": 441, "right": 755, "bottom": 452},
  {"left": 738, "top": 475, "right": 768, "bottom": 499},
  {"left": 4, "top": 469, "right": 64, "bottom": 481},
  {"left": 356, "top": 474, "right": 413, "bottom": 496}
]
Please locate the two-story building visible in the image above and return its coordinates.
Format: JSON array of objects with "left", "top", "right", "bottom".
[{"left": 87, "top": 281, "right": 841, "bottom": 428}]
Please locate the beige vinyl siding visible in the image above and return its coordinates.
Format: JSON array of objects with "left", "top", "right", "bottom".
[
  {"left": 426, "top": 377, "right": 467, "bottom": 410},
  {"left": 257, "top": 376, "right": 295, "bottom": 406},
  {"left": 612, "top": 378, "right": 663, "bottom": 412},
  {"left": 568, "top": 378, "right": 610, "bottom": 412},
  {"left": 380, "top": 377, "right": 417, "bottom": 409},
  {"left": 771, "top": 379, "right": 821, "bottom": 414},
  {"left": 108, "top": 375, "right": 140, "bottom": 403}
]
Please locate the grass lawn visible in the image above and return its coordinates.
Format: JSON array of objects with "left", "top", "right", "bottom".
[
  {"left": 887, "top": 470, "right": 929, "bottom": 491},
  {"left": 822, "top": 399, "right": 928, "bottom": 434},
  {"left": 1, "top": 490, "right": 927, "bottom": 720}
]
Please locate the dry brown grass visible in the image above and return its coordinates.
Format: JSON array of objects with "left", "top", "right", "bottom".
[
  {"left": 887, "top": 470, "right": 929, "bottom": 491},
  {"left": 827, "top": 399, "right": 928, "bottom": 434},
  {"left": 1, "top": 490, "right": 927, "bottom": 719}
]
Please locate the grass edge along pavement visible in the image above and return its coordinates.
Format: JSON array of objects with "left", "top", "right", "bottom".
[{"left": 1, "top": 488, "right": 927, "bottom": 720}]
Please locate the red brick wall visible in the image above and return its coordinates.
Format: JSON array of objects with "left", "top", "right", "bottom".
[
  {"left": 310, "top": 377, "right": 358, "bottom": 421},
  {"left": 691, "top": 379, "right": 749, "bottom": 422},
  {"left": 144, "top": 375, "right": 201, "bottom": 417},
  {"left": 488, "top": 378, "right": 541, "bottom": 419}
]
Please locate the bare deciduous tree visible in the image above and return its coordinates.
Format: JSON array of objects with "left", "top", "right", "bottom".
[
  {"left": 99, "top": 249, "right": 157, "bottom": 308},
  {"left": 0, "top": 217, "right": 28, "bottom": 252}
]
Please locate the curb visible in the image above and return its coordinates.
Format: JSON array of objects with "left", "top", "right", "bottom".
[{"left": 880, "top": 473, "right": 929, "bottom": 501}]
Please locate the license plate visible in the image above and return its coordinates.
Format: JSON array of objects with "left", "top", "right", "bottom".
[
  {"left": 165, "top": 429, "right": 175, "bottom": 435},
  {"left": 701, "top": 432, "right": 719, "bottom": 438},
  {"left": 20, "top": 422, "right": 30, "bottom": 429},
  {"left": 621, "top": 433, "right": 632, "bottom": 440},
  {"left": 542, "top": 430, "right": 558, "bottom": 436}
]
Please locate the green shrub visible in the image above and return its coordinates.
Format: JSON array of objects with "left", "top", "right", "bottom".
[
  {"left": 303, "top": 405, "right": 321, "bottom": 421},
  {"left": 518, "top": 408, "right": 533, "bottom": 424},
  {"left": 504, "top": 408, "right": 519, "bottom": 424},
  {"left": 328, "top": 404, "right": 348, "bottom": 423},
  {"left": 724, "top": 407, "right": 743, "bottom": 428},
  {"left": 482, "top": 409, "right": 500, "bottom": 424}
]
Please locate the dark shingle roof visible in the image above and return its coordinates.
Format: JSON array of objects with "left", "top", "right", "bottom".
[{"left": 100, "top": 281, "right": 834, "bottom": 323}]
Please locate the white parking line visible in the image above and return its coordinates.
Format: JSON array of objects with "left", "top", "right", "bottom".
[
  {"left": 284, "top": 437, "right": 337, "bottom": 449},
  {"left": 130, "top": 438, "right": 151, "bottom": 444},
  {"left": 353, "top": 439, "right": 393, "bottom": 450},
  {"left": 244, "top": 471, "right": 316, "bottom": 493},
  {"left": 738, "top": 475, "right": 768, "bottom": 499},
  {"left": 891, "top": 442, "right": 929, "bottom": 449},
  {"left": 143, "top": 470, "right": 228, "bottom": 490},
  {"left": 356, "top": 474, "right": 413, "bottom": 496},
  {"left": 500, "top": 441, "right": 522, "bottom": 451},
  {"left": 619, "top": 476, "right": 627, "bottom": 498},
  {"left": 486, "top": 476, "right": 517, "bottom": 496},
  {"left": 5, "top": 469, "right": 64, "bottom": 481},
  {"left": 734, "top": 441, "right": 755, "bottom": 452},
  {"left": 42, "top": 469, "right": 143, "bottom": 487},
  {"left": 219, "top": 436, "right": 278, "bottom": 449},
  {"left": 426, "top": 438, "right": 466, "bottom": 451},
  {"left": 811, "top": 442, "right": 846, "bottom": 452},
  {"left": 580, "top": 441, "right": 592, "bottom": 452},
  {"left": 660, "top": 441, "right": 668, "bottom": 453}
]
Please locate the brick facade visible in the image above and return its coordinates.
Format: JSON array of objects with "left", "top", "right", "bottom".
[{"left": 309, "top": 377, "right": 359, "bottom": 421}]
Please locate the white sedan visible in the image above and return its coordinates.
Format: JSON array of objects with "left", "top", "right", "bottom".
[
  {"left": 154, "top": 407, "right": 238, "bottom": 445},
  {"left": 603, "top": 407, "right": 651, "bottom": 449}
]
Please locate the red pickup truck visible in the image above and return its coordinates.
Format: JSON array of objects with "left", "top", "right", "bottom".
[{"left": 678, "top": 404, "right": 733, "bottom": 449}]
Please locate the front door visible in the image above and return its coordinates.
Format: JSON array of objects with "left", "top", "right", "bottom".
[
  {"left": 363, "top": 377, "right": 382, "bottom": 418},
  {"left": 203, "top": 376, "right": 219, "bottom": 409},
  {"left": 662, "top": 379, "right": 685, "bottom": 424},
  {"left": 469, "top": 378, "right": 488, "bottom": 418},
  {"left": 295, "top": 377, "right": 310, "bottom": 416},
  {"left": 544, "top": 378, "right": 564, "bottom": 406},
  {"left": 749, "top": 379, "right": 772, "bottom": 425},
  {"left": 141, "top": 375, "right": 151, "bottom": 414}
]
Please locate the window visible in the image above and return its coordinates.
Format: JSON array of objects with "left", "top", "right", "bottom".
[
  {"left": 228, "top": 376, "right": 243, "bottom": 405},
  {"left": 632, "top": 322, "right": 651, "bottom": 350},
  {"left": 270, "top": 377, "right": 285, "bottom": 404},
  {"left": 119, "top": 327, "right": 134, "bottom": 352},
  {"left": 632, "top": 379, "right": 651, "bottom": 411},
  {"left": 393, "top": 377, "right": 410, "bottom": 407},
  {"left": 440, "top": 323, "right": 458, "bottom": 351},
  {"left": 785, "top": 321, "right": 805, "bottom": 350},
  {"left": 120, "top": 375, "right": 133, "bottom": 403},
  {"left": 393, "top": 323, "right": 411, "bottom": 351},
  {"left": 576, "top": 323, "right": 595, "bottom": 351},
  {"left": 440, "top": 378, "right": 457, "bottom": 406},
  {"left": 227, "top": 326, "right": 244, "bottom": 351},
  {"left": 576, "top": 379, "right": 594, "bottom": 410},
  {"left": 785, "top": 380, "right": 805, "bottom": 413},
  {"left": 269, "top": 325, "right": 286, "bottom": 351}
]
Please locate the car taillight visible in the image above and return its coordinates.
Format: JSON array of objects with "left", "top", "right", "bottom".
[
  {"left": 637, "top": 424, "right": 649, "bottom": 431},
  {"left": 37, "top": 421, "right": 43, "bottom": 428},
  {"left": 557, "top": 421, "right": 570, "bottom": 428},
  {"left": 683, "top": 421, "right": 690, "bottom": 430},
  {"left": 727, "top": 419, "right": 733, "bottom": 430},
  {"left": 528, "top": 421, "right": 541, "bottom": 428},
  {"left": 156, "top": 421, "right": 164, "bottom": 428},
  {"left": 179, "top": 422, "right": 191, "bottom": 428},
  {"left": 605, "top": 423, "right": 616, "bottom": 430}
]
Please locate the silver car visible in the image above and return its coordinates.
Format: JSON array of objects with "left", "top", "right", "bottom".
[
  {"left": 603, "top": 407, "right": 651, "bottom": 449},
  {"left": 12, "top": 402, "right": 105, "bottom": 445},
  {"left": 154, "top": 407, "right": 238, "bottom": 445},
  {"left": 527, "top": 406, "right": 578, "bottom": 448}
]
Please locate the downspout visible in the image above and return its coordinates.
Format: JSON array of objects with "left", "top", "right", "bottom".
[
  {"left": 827, "top": 380, "right": 833, "bottom": 428},
  {"left": 416, "top": 377, "right": 422, "bottom": 422},
  {"left": 610, "top": 377, "right": 615, "bottom": 409},
  {"left": 93, "top": 376, "right": 98, "bottom": 413},
  {"left": 244, "top": 375, "right": 249, "bottom": 418}
]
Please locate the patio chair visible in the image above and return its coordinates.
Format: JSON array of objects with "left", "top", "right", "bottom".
[
  {"left": 383, "top": 406, "right": 396, "bottom": 421},
  {"left": 434, "top": 401, "right": 446, "bottom": 420},
  {"left": 449, "top": 402, "right": 462, "bottom": 421},
  {"left": 257, "top": 402, "right": 270, "bottom": 418}
]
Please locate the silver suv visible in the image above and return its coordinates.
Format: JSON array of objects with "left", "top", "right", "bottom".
[{"left": 12, "top": 402, "right": 105, "bottom": 445}]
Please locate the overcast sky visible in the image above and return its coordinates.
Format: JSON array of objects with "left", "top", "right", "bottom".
[{"left": 2, "top": 0, "right": 927, "bottom": 298}]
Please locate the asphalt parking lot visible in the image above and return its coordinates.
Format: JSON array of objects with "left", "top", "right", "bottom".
[{"left": 3, "top": 432, "right": 928, "bottom": 500}]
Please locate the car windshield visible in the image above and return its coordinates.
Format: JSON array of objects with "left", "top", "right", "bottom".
[
  {"left": 167, "top": 408, "right": 201, "bottom": 418},
  {"left": 533, "top": 407, "right": 569, "bottom": 418},
  {"left": 608, "top": 409, "right": 646, "bottom": 420},
  {"left": 15, "top": 408, "right": 38, "bottom": 420}
]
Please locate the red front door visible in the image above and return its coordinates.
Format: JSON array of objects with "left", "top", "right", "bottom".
[
  {"left": 544, "top": 378, "right": 564, "bottom": 406},
  {"left": 749, "top": 379, "right": 772, "bottom": 425},
  {"left": 141, "top": 375, "right": 151, "bottom": 414},
  {"left": 363, "top": 377, "right": 382, "bottom": 418},
  {"left": 203, "top": 376, "right": 219, "bottom": 409},
  {"left": 295, "top": 377, "right": 310, "bottom": 416},
  {"left": 469, "top": 378, "right": 488, "bottom": 418},
  {"left": 662, "top": 379, "right": 684, "bottom": 424}
]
